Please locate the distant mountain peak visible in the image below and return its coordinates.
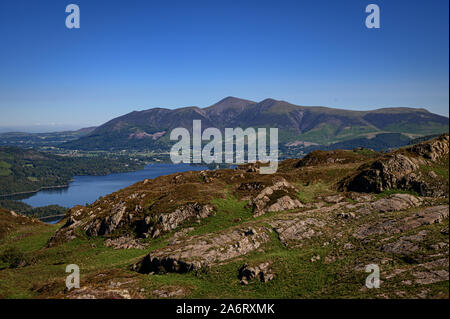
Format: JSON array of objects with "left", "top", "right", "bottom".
[
  {"left": 260, "top": 98, "right": 278, "bottom": 104},
  {"left": 205, "top": 96, "right": 256, "bottom": 113}
]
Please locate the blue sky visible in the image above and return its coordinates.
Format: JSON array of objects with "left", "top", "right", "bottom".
[{"left": 0, "top": 0, "right": 448, "bottom": 130}]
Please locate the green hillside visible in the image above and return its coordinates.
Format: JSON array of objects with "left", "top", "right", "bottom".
[{"left": 61, "top": 97, "right": 449, "bottom": 151}]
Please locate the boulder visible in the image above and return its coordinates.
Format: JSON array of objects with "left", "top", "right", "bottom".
[
  {"left": 238, "top": 262, "right": 274, "bottom": 283},
  {"left": 134, "top": 226, "right": 270, "bottom": 274}
]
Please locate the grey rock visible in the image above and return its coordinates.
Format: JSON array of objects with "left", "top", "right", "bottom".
[
  {"left": 239, "top": 262, "right": 274, "bottom": 283},
  {"left": 135, "top": 226, "right": 270, "bottom": 274},
  {"left": 381, "top": 239, "right": 419, "bottom": 255}
]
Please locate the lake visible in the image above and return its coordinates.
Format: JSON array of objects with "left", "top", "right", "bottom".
[{"left": 16, "top": 163, "right": 208, "bottom": 208}]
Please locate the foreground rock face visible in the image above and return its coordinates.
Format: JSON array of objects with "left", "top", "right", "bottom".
[
  {"left": 134, "top": 226, "right": 270, "bottom": 274},
  {"left": 340, "top": 134, "right": 449, "bottom": 196},
  {"left": 357, "top": 194, "right": 423, "bottom": 215},
  {"left": 269, "top": 217, "right": 326, "bottom": 247},
  {"left": 3, "top": 133, "right": 450, "bottom": 299},
  {"left": 353, "top": 205, "right": 449, "bottom": 240},
  {"left": 401, "top": 205, "right": 449, "bottom": 231}
]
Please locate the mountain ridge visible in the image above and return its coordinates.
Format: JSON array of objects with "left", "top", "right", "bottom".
[{"left": 61, "top": 97, "right": 449, "bottom": 150}]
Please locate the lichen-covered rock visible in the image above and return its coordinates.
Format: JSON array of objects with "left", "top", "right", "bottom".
[
  {"left": 323, "top": 195, "right": 345, "bottom": 204},
  {"left": 65, "top": 287, "right": 134, "bottom": 299},
  {"left": 381, "top": 239, "right": 419, "bottom": 256},
  {"left": 265, "top": 195, "right": 303, "bottom": 213},
  {"left": 412, "top": 270, "right": 449, "bottom": 285}
]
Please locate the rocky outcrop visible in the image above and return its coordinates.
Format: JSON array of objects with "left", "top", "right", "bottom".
[
  {"left": 134, "top": 226, "right": 270, "bottom": 274},
  {"left": 323, "top": 195, "right": 345, "bottom": 204},
  {"left": 341, "top": 154, "right": 420, "bottom": 193},
  {"left": 269, "top": 217, "right": 326, "bottom": 247},
  {"left": 357, "top": 194, "right": 422, "bottom": 215},
  {"left": 48, "top": 203, "right": 128, "bottom": 245},
  {"left": 248, "top": 178, "right": 303, "bottom": 216},
  {"left": 49, "top": 202, "right": 214, "bottom": 245},
  {"left": 353, "top": 205, "right": 449, "bottom": 240},
  {"left": 410, "top": 134, "right": 449, "bottom": 161},
  {"left": 86, "top": 202, "right": 127, "bottom": 236},
  {"left": 400, "top": 205, "right": 449, "bottom": 231},
  {"left": 339, "top": 134, "right": 449, "bottom": 196},
  {"left": 105, "top": 236, "right": 147, "bottom": 249},
  {"left": 138, "top": 203, "right": 214, "bottom": 238},
  {"left": 238, "top": 262, "right": 274, "bottom": 284},
  {"left": 381, "top": 239, "right": 420, "bottom": 256},
  {"left": 412, "top": 270, "right": 449, "bottom": 285},
  {"left": 295, "top": 149, "right": 369, "bottom": 167},
  {"left": 66, "top": 287, "right": 134, "bottom": 299}
]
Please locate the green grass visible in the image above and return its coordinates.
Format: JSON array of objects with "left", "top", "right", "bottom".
[
  {"left": 187, "top": 196, "right": 252, "bottom": 236},
  {"left": 419, "top": 160, "right": 449, "bottom": 181},
  {"left": 296, "top": 182, "right": 331, "bottom": 204},
  {"left": 0, "top": 161, "right": 11, "bottom": 169},
  {"left": 0, "top": 169, "right": 11, "bottom": 177},
  {"left": 0, "top": 161, "right": 12, "bottom": 176},
  {"left": 353, "top": 148, "right": 378, "bottom": 156}
]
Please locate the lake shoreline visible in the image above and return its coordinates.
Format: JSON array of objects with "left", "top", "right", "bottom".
[
  {"left": 0, "top": 184, "right": 71, "bottom": 198},
  {"left": 14, "top": 163, "right": 209, "bottom": 209}
]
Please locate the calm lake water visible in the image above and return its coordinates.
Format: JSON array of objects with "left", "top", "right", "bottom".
[{"left": 16, "top": 163, "right": 208, "bottom": 208}]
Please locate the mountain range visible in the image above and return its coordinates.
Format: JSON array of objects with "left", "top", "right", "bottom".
[{"left": 57, "top": 97, "right": 448, "bottom": 151}]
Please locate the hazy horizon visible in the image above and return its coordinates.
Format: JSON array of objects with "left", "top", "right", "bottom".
[{"left": 0, "top": 96, "right": 449, "bottom": 134}]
